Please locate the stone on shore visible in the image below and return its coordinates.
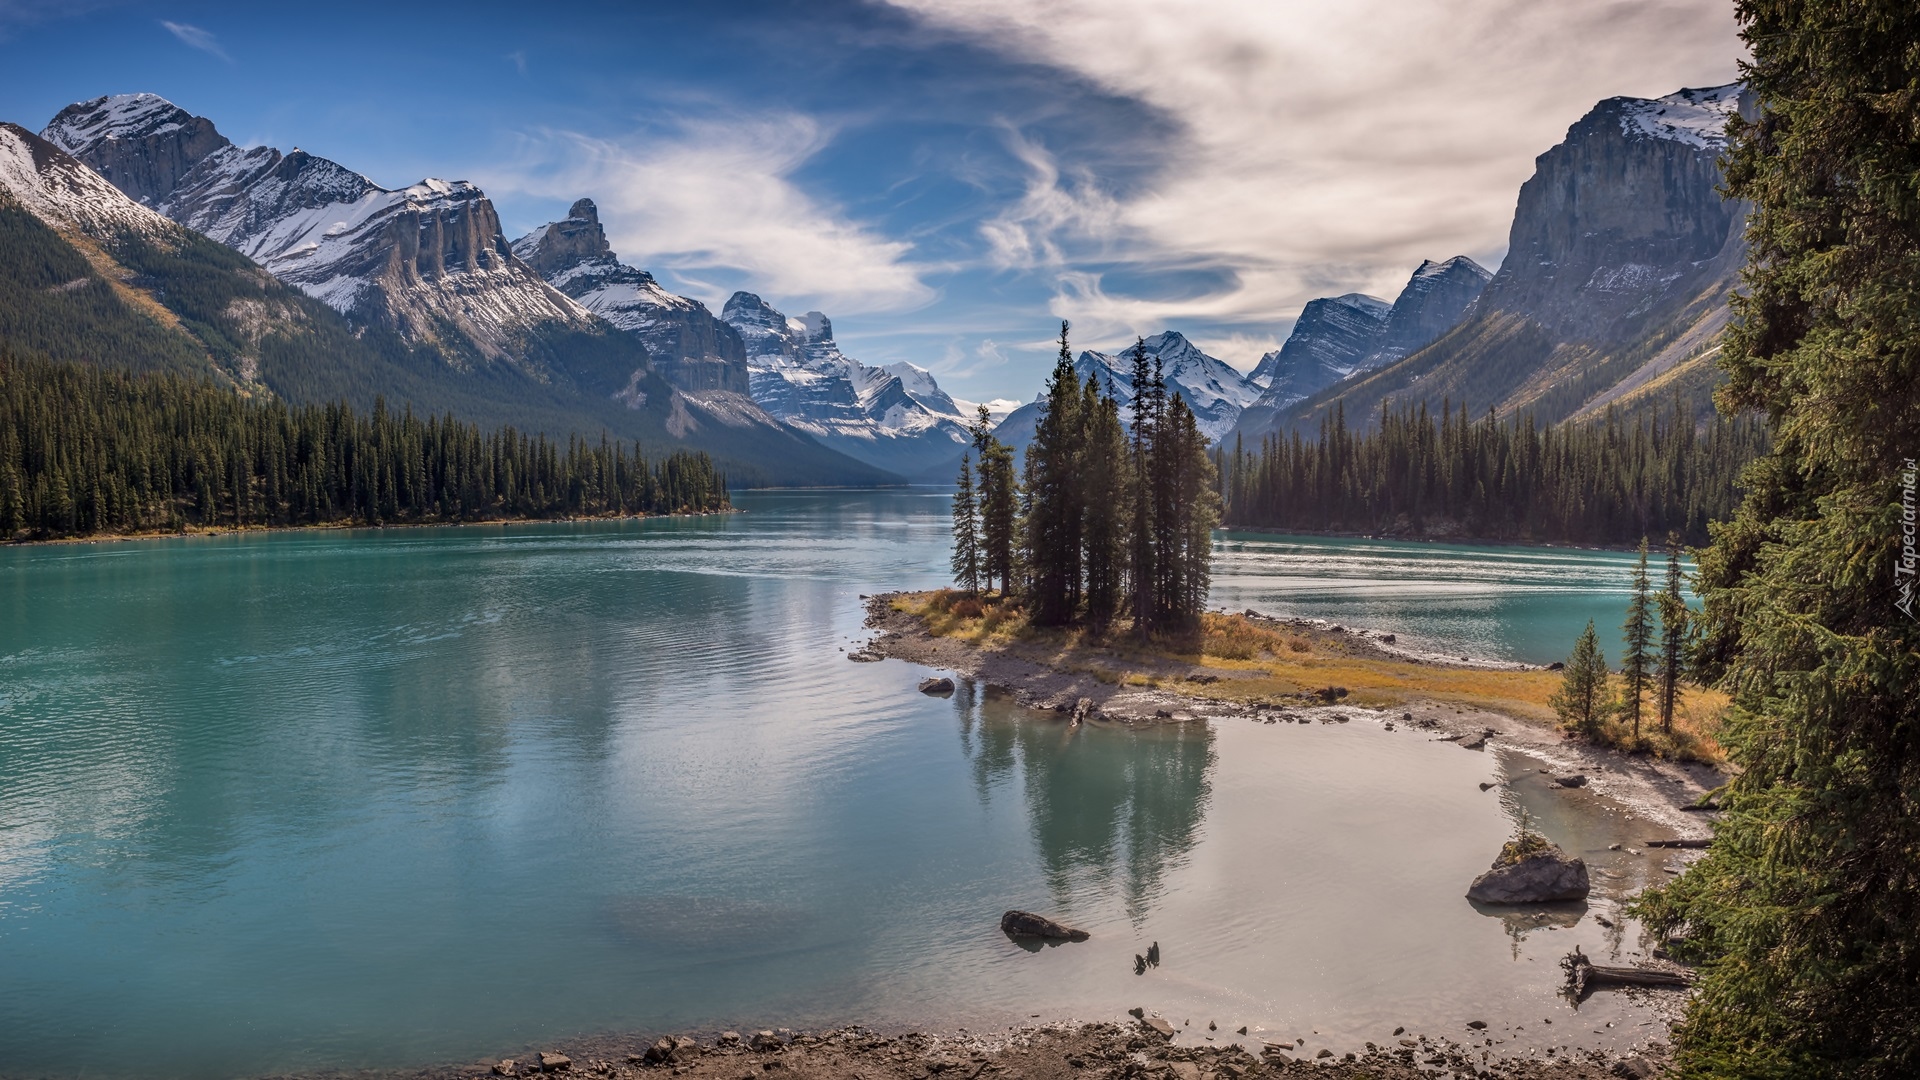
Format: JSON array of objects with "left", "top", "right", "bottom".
[
  {"left": 750, "top": 1031, "right": 784, "bottom": 1051},
  {"left": 1466, "top": 835, "right": 1591, "bottom": 903},
  {"left": 1555, "top": 774, "right": 1589, "bottom": 788},
  {"left": 1142, "top": 1016, "right": 1175, "bottom": 1038},
  {"left": 1000, "top": 909, "right": 1090, "bottom": 941},
  {"left": 918, "top": 676, "right": 955, "bottom": 694},
  {"left": 536, "top": 1051, "right": 572, "bottom": 1071},
  {"left": 493, "top": 1062, "right": 517, "bottom": 1076}
]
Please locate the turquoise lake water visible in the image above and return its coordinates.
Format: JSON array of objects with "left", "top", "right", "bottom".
[{"left": 0, "top": 491, "right": 1675, "bottom": 1077}]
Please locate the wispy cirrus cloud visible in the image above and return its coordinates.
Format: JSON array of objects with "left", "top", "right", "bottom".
[
  {"left": 484, "top": 110, "right": 934, "bottom": 317},
  {"left": 160, "top": 20, "right": 230, "bottom": 62}
]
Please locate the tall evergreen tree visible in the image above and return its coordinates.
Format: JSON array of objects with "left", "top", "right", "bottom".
[
  {"left": 1080, "top": 374, "right": 1129, "bottom": 631},
  {"left": 1022, "top": 321, "right": 1086, "bottom": 625},
  {"left": 971, "top": 405, "right": 1019, "bottom": 596},
  {"left": 1127, "top": 338, "right": 1159, "bottom": 637},
  {"left": 1654, "top": 532, "right": 1688, "bottom": 736},
  {"left": 1162, "top": 395, "right": 1219, "bottom": 631},
  {"left": 1549, "top": 620, "right": 1612, "bottom": 739},
  {"left": 1632, "top": 3, "right": 1920, "bottom": 1074},
  {"left": 950, "top": 452, "right": 981, "bottom": 593},
  {"left": 1619, "top": 538, "right": 1655, "bottom": 742}
]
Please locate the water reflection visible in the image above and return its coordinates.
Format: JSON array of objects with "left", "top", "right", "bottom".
[{"left": 955, "top": 686, "right": 1215, "bottom": 924}]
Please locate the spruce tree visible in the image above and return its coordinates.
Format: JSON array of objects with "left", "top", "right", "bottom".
[
  {"left": 1549, "top": 620, "right": 1612, "bottom": 739},
  {"left": 1631, "top": 4, "right": 1920, "bottom": 1074},
  {"left": 1654, "top": 532, "right": 1688, "bottom": 736},
  {"left": 1619, "top": 538, "right": 1654, "bottom": 743},
  {"left": 1080, "top": 376, "right": 1128, "bottom": 631},
  {"left": 950, "top": 452, "right": 981, "bottom": 593},
  {"left": 1022, "top": 321, "right": 1085, "bottom": 625},
  {"left": 1127, "top": 338, "right": 1158, "bottom": 637},
  {"left": 969, "top": 405, "right": 1019, "bottom": 596}
]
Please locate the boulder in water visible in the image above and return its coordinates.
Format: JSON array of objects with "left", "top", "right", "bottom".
[
  {"left": 1467, "top": 834, "right": 1590, "bottom": 904},
  {"left": 918, "top": 676, "right": 955, "bottom": 694},
  {"left": 1000, "top": 909, "right": 1090, "bottom": 941}
]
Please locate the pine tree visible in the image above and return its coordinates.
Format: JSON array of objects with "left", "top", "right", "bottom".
[
  {"left": 1127, "top": 338, "right": 1158, "bottom": 637},
  {"left": 1654, "top": 532, "right": 1688, "bottom": 736},
  {"left": 1022, "top": 321, "right": 1086, "bottom": 625},
  {"left": 1161, "top": 395, "right": 1219, "bottom": 632},
  {"left": 1631, "top": 4, "right": 1920, "bottom": 1073},
  {"left": 1549, "top": 620, "right": 1612, "bottom": 739},
  {"left": 1618, "top": 538, "right": 1654, "bottom": 743},
  {"left": 1080, "top": 376, "right": 1128, "bottom": 631},
  {"left": 970, "top": 405, "right": 1018, "bottom": 596},
  {"left": 950, "top": 452, "right": 981, "bottom": 593}
]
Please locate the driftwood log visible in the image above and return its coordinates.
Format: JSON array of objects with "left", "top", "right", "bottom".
[
  {"left": 1561, "top": 946, "right": 1692, "bottom": 999},
  {"left": 1645, "top": 838, "right": 1712, "bottom": 848}
]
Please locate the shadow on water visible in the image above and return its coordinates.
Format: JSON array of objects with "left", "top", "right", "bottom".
[{"left": 953, "top": 680, "right": 1216, "bottom": 925}]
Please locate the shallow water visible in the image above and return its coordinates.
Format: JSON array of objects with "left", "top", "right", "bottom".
[{"left": 0, "top": 491, "right": 1675, "bottom": 1077}]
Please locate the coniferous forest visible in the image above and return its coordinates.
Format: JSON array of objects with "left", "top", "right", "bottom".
[
  {"left": 951, "top": 324, "right": 1218, "bottom": 636},
  {"left": 1219, "top": 399, "right": 1765, "bottom": 547},
  {"left": 0, "top": 351, "right": 728, "bottom": 542}
]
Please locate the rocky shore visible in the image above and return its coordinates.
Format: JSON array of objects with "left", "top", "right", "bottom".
[{"left": 420, "top": 1017, "right": 1667, "bottom": 1080}]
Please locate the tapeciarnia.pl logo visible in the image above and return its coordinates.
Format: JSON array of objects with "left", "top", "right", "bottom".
[{"left": 1899, "top": 458, "right": 1917, "bottom": 621}]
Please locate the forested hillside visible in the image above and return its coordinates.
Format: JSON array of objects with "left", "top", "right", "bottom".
[
  {"left": 1220, "top": 399, "right": 1764, "bottom": 547},
  {"left": 0, "top": 351, "right": 727, "bottom": 542}
]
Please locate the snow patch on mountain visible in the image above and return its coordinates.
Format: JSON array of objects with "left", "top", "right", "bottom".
[
  {"left": 0, "top": 123, "right": 174, "bottom": 238},
  {"left": 722, "top": 291, "right": 972, "bottom": 474},
  {"left": 1615, "top": 84, "right": 1741, "bottom": 149}
]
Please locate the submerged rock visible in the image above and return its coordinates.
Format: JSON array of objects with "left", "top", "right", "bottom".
[
  {"left": 1467, "top": 835, "right": 1591, "bottom": 904},
  {"left": 1000, "top": 909, "right": 1090, "bottom": 941}
]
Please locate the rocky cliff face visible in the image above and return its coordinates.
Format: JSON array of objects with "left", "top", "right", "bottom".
[
  {"left": 42, "top": 94, "right": 604, "bottom": 371},
  {"left": 1266, "top": 83, "right": 1747, "bottom": 434},
  {"left": 1236, "top": 256, "right": 1490, "bottom": 439},
  {"left": 722, "top": 291, "right": 972, "bottom": 476},
  {"left": 1245, "top": 294, "right": 1391, "bottom": 404},
  {"left": 1373, "top": 256, "right": 1493, "bottom": 362},
  {"left": 513, "top": 199, "right": 749, "bottom": 394}
]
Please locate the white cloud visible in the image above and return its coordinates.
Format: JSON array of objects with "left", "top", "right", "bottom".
[
  {"left": 884, "top": 0, "right": 1741, "bottom": 345},
  {"left": 484, "top": 112, "right": 933, "bottom": 316},
  {"left": 160, "top": 20, "right": 230, "bottom": 62},
  {"left": 505, "top": 49, "right": 527, "bottom": 75}
]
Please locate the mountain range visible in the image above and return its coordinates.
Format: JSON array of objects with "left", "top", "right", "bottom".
[
  {"left": 1, "top": 81, "right": 1750, "bottom": 486},
  {"left": 27, "top": 94, "right": 896, "bottom": 487}
]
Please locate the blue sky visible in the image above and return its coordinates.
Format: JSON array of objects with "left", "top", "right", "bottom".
[{"left": 0, "top": 0, "right": 1741, "bottom": 404}]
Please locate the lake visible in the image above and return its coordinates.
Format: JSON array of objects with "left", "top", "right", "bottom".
[{"left": 0, "top": 490, "right": 1672, "bottom": 1077}]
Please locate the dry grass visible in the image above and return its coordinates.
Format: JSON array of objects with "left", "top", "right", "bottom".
[
  {"left": 892, "top": 592, "right": 1729, "bottom": 764},
  {"left": 1580, "top": 694, "right": 1728, "bottom": 764}
]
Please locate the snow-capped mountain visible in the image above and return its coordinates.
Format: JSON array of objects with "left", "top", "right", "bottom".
[
  {"left": 512, "top": 198, "right": 749, "bottom": 394},
  {"left": 42, "top": 93, "right": 599, "bottom": 370},
  {"left": 991, "top": 332, "right": 1261, "bottom": 457},
  {"left": 721, "top": 291, "right": 974, "bottom": 476},
  {"left": 1236, "top": 256, "right": 1491, "bottom": 435}
]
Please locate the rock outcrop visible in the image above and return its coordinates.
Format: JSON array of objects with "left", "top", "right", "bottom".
[
  {"left": 1466, "top": 834, "right": 1591, "bottom": 904},
  {"left": 513, "top": 198, "right": 750, "bottom": 394}
]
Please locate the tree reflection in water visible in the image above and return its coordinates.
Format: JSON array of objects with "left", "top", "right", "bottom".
[{"left": 954, "top": 681, "right": 1215, "bottom": 924}]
